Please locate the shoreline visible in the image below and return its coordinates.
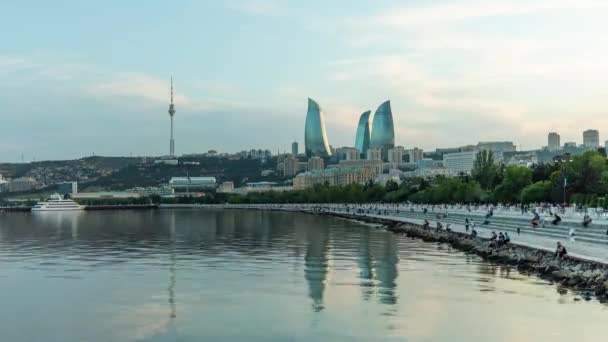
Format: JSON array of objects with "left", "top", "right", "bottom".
[
  {"left": 322, "top": 210, "right": 608, "bottom": 302},
  {"left": 224, "top": 205, "right": 608, "bottom": 302}
]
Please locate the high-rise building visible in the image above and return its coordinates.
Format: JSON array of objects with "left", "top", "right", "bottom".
[
  {"left": 307, "top": 156, "right": 325, "bottom": 171},
  {"left": 369, "top": 100, "right": 395, "bottom": 160},
  {"left": 334, "top": 147, "right": 360, "bottom": 161},
  {"left": 283, "top": 156, "right": 300, "bottom": 177},
  {"left": 355, "top": 110, "right": 371, "bottom": 159},
  {"left": 304, "top": 98, "right": 332, "bottom": 157},
  {"left": 387, "top": 146, "right": 405, "bottom": 164},
  {"left": 292, "top": 141, "right": 299, "bottom": 156},
  {"left": 548, "top": 132, "right": 560, "bottom": 151},
  {"left": 583, "top": 129, "right": 600, "bottom": 149},
  {"left": 406, "top": 147, "right": 424, "bottom": 163},
  {"left": 367, "top": 148, "right": 382, "bottom": 161},
  {"left": 168, "top": 77, "right": 176, "bottom": 157}
]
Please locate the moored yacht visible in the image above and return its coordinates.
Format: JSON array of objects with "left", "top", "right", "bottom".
[{"left": 32, "top": 194, "right": 84, "bottom": 212}]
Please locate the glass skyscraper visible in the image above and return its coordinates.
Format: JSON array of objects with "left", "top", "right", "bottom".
[
  {"left": 305, "top": 98, "right": 332, "bottom": 157},
  {"left": 370, "top": 100, "right": 395, "bottom": 159},
  {"left": 355, "top": 110, "right": 371, "bottom": 158}
]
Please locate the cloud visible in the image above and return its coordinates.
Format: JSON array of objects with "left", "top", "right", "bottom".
[{"left": 367, "top": 0, "right": 608, "bottom": 29}]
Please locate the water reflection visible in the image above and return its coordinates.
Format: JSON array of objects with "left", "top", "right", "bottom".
[
  {"left": 304, "top": 221, "right": 330, "bottom": 312},
  {"left": 0, "top": 209, "right": 605, "bottom": 341}
]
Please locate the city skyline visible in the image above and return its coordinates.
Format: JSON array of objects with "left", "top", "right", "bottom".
[{"left": 4, "top": 0, "right": 608, "bottom": 161}]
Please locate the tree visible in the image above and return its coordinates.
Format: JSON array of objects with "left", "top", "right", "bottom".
[
  {"left": 494, "top": 166, "right": 533, "bottom": 203},
  {"left": 472, "top": 150, "right": 500, "bottom": 190},
  {"left": 521, "top": 181, "right": 551, "bottom": 203}
]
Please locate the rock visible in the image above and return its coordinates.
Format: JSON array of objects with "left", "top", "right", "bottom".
[
  {"left": 582, "top": 270, "right": 594, "bottom": 279},
  {"left": 523, "top": 255, "right": 539, "bottom": 263},
  {"left": 551, "top": 270, "right": 568, "bottom": 280},
  {"left": 572, "top": 264, "right": 583, "bottom": 272},
  {"left": 604, "top": 280, "right": 608, "bottom": 292},
  {"left": 567, "top": 276, "right": 582, "bottom": 286}
]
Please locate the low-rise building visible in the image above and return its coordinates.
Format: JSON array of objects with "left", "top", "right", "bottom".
[
  {"left": 169, "top": 177, "right": 217, "bottom": 191},
  {"left": 8, "top": 177, "right": 37, "bottom": 192},
  {"left": 335, "top": 159, "right": 383, "bottom": 177},
  {"left": 443, "top": 151, "right": 477, "bottom": 175},
  {"left": 293, "top": 167, "right": 375, "bottom": 190},
  {"left": 128, "top": 186, "right": 175, "bottom": 197},
  {"left": 218, "top": 181, "right": 235, "bottom": 193}
]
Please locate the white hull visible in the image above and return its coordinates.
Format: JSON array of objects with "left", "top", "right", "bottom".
[
  {"left": 32, "top": 206, "right": 84, "bottom": 212},
  {"left": 32, "top": 194, "right": 84, "bottom": 212}
]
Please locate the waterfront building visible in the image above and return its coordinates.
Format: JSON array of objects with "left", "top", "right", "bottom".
[
  {"left": 443, "top": 151, "right": 477, "bottom": 175},
  {"left": 583, "top": 129, "right": 600, "bottom": 149},
  {"left": 293, "top": 167, "right": 375, "bottom": 190},
  {"left": 8, "top": 177, "right": 37, "bottom": 192},
  {"left": 218, "top": 181, "right": 235, "bottom": 193},
  {"left": 369, "top": 101, "right": 395, "bottom": 160},
  {"left": 307, "top": 156, "right": 325, "bottom": 171},
  {"left": 334, "top": 147, "right": 360, "bottom": 161},
  {"left": 305, "top": 98, "right": 332, "bottom": 157},
  {"left": 355, "top": 111, "right": 372, "bottom": 159},
  {"left": 128, "top": 186, "right": 175, "bottom": 197},
  {"left": 367, "top": 148, "right": 382, "bottom": 161},
  {"left": 548, "top": 132, "right": 561, "bottom": 151},
  {"left": 292, "top": 141, "right": 299, "bottom": 156},
  {"left": 169, "top": 177, "right": 216, "bottom": 191}
]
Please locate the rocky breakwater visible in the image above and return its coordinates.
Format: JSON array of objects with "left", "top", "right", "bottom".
[{"left": 323, "top": 212, "right": 608, "bottom": 302}]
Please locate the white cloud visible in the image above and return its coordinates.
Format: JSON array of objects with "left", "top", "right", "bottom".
[{"left": 368, "top": 0, "right": 608, "bottom": 29}]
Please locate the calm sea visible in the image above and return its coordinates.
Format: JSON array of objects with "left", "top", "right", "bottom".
[{"left": 0, "top": 209, "right": 606, "bottom": 341}]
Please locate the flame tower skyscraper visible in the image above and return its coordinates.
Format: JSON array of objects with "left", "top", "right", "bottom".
[{"left": 168, "top": 77, "right": 176, "bottom": 157}]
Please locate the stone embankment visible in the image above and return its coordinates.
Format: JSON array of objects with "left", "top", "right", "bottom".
[{"left": 320, "top": 211, "right": 608, "bottom": 302}]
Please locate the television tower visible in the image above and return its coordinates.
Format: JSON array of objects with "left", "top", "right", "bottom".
[{"left": 168, "top": 77, "right": 176, "bottom": 157}]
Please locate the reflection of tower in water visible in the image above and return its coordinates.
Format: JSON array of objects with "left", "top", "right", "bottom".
[
  {"left": 358, "top": 228, "right": 374, "bottom": 301},
  {"left": 304, "top": 224, "right": 330, "bottom": 312},
  {"left": 168, "top": 211, "right": 177, "bottom": 319},
  {"left": 372, "top": 233, "right": 399, "bottom": 305}
]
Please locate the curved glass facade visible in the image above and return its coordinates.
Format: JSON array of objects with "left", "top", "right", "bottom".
[
  {"left": 355, "top": 110, "right": 371, "bottom": 158},
  {"left": 305, "top": 98, "right": 332, "bottom": 157},
  {"left": 369, "top": 100, "right": 395, "bottom": 152}
]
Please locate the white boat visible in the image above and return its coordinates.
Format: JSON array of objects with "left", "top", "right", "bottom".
[{"left": 32, "top": 194, "right": 84, "bottom": 212}]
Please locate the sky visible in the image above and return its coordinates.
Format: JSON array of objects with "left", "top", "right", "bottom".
[{"left": 3, "top": 0, "right": 608, "bottom": 162}]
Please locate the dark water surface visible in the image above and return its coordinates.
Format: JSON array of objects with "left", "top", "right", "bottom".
[{"left": 0, "top": 209, "right": 606, "bottom": 341}]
